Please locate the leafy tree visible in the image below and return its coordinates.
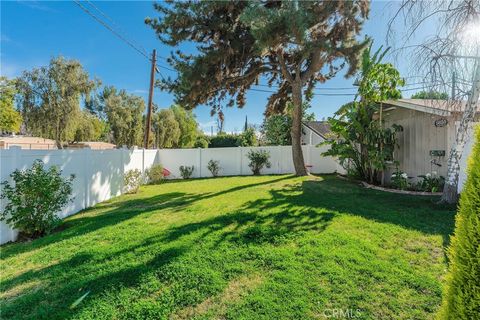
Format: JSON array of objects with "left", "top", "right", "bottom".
[
  {"left": 92, "top": 86, "right": 145, "bottom": 147},
  {"left": 171, "top": 105, "right": 198, "bottom": 148},
  {"left": 146, "top": 1, "right": 369, "bottom": 176},
  {"left": 262, "top": 102, "right": 315, "bottom": 146},
  {"left": 72, "top": 111, "right": 108, "bottom": 143},
  {"left": 438, "top": 126, "right": 480, "bottom": 319},
  {"left": 247, "top": 149, "right": 271, "bottom": 175},
  {"left": 238, "top": 127, "right": 258, "bottom": 147},
  {"left": 16, "top": 57, "right": 97, "bottom": 148},
  {"left": 323, "top": 44, "right": 404, "bottom": 184},
  {"left": 194, "top": 134, "right": 209, "bottom": 148},
  {"left": 153, "top": 108, "right": 181, "bottom": 148},
  {"left": 411, "top": 90, "right": 449, "bottom": 100},
  {"left": 0, "top": 77, "right": 22, "bottom": 134}
]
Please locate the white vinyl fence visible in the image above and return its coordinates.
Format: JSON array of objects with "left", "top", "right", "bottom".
[{"left": 0, "top": 145, "right": 343, "bottom": 244}]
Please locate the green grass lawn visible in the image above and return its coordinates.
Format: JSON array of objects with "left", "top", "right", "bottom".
[{"left": 0, "top": 175, "right": 455, "bottom": 320}]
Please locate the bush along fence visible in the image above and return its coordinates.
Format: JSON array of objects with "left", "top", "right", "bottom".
[{"left": 0, "top": 145, "right": 343, "bottom": 244}]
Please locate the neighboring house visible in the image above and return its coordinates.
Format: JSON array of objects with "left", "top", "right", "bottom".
[
  {"left": 67, "top": 142, "right": 116, "bottom": 150},
  {"left": 301, "top": 121, "right": 331, "bottom": 145},
  {"left": 380, "top": 98, "right": 479, "bottom": 184},
  {"left": 0, "top": 136, "right": 57, "bottom": 150}
]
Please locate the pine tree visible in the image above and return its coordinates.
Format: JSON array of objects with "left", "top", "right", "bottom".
[
  {"left": 146, "top": 1, "right": 369, "bottom": 175},
  {"left": 438, "top": 126, "right": 480, "bottom": 319}
]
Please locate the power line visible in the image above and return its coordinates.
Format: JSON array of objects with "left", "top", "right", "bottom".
[
  {"left": 74, "top": 0, "right": 150, "bottom": 60},
  {"left": 73, "top": 0, "right": 175, "bottom": 73},
  {"left": 85, "top": 0, "right": 149, "bottom": 57}
]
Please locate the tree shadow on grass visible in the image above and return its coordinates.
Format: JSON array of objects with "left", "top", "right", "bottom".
[
  {"left": 0, "top": 176, "right": 293, "bottom": 260},
  {"left": 300, "top": 177, "right": 456, "bottom": 249}
]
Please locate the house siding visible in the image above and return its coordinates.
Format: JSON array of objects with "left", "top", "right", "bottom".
[{"left": 382, "top": 108, "right": 451, "bottom": 183}]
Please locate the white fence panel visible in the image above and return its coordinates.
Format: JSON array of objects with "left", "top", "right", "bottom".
[{"left": 0, "top": 145, "right": 342, "bottom": 244}]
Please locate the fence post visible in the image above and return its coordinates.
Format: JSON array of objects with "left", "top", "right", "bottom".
[
  {"left": 83, "top": 147, "right": 91, "bottom": 209},
  {"left": 239, "top": 147, "right": 243, "bottom": 176},
  {"left": 198, "top": 147, "right": 202, "bottom": 178}
]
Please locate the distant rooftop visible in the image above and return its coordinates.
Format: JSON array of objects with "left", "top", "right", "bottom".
[{"left": 302, "top": 121, "right": 331, "bottom": 139}]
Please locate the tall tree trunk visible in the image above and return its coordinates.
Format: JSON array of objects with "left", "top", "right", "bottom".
[
  {"left": 291, "top": 82, "right": 308, "bottom": 176},
  {"left": 441, "top": 62, "right": 480, "bottom": 204}
]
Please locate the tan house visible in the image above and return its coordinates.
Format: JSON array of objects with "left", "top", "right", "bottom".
[
  {"left": 0, "top": 136, "right": 57, "bottom": 150},
  {"left": 380, "top": 99, "right": 479, "bottom": 183}
]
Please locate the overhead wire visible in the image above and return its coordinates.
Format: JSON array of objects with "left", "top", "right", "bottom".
[{"left": 73, "top": 0, "right": 175, "bottom": 75}]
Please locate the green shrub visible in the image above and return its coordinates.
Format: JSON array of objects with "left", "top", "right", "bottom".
[
  {"left": 209, "top": 133, "right": 241, "bottom": 148},
  {"left": 416, "top": 172, "right": 445, "bottom": 192},
  {"left": 389, "top": 164, "right": 410, "bottom": 190},
  {"left": 207, "top": 160, "right": 221, "bottom": 177},
  {"left": 179, "top": 166, "right": 194, "bottom": 179},
  {"left": 438, "top": 126, "right": 480, "bottom": 319},
  {"left": 0, "top": 160, "right": 74, "bottom": 238},
  {"left": 247, "top": 149, "right": 271, "bottom": 175},
  {"left": 194, "top": 135, "right": 209, "bottom": 148},
  {"left": 124, "top": 169, "right": 142, "bottom": 194},
  {"left": 147, "top": 164, "right": 164, "bottom": 184}
]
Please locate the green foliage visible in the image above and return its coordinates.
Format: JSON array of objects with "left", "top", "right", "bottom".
[
  {"left": 0, "top": 77, "right": 22, "bottom": 133},
  {"left": 179, "top": 166, "right": 194, "bottom": 179},
  {"left": 90, "top": 86, "right": 145, "bottom": 148},
  {"left": 439, "top": 126, "right": 480, "bottom": 320},
  {"left": 207, "top": 160, "right": 221, "bottom": 177},
  {"left": 417, "top": 172, "right": 445, "bottom": 192},
  {"left": 323, "top": 44, "right": 405, "bottom": 184},
  {"left": 73, "top": 111, "right": 107, "bottom": 143},
  {"left": 247, "top": 149, "right": 271, "bottom": 175},
  {"left": 171, "top": 105, "right": 198, "bottom": 148},
  {"left": 238, "top": 127, "right": 258, "bottom": 147},
  {"left": 124, "top": 169, "right": 142, "bottom": 194},
  {"left": 152, "top": 106, "right": 200, "bottom": 148},
  {"left": 0, "top": 160, "right": 74, "bottom": 238},
  {"left": 411, "top": 90, "right": 449, "bottom": 100},
  {"left": 209, "top": 134, "right": 240, "bottom": 148},
  {"left": 16, "top": 56, "right": 97, "bottom": 148},
  {"left": 194, "top": 134, "right": 209, "bottom": 148},
  {"left": 324, "top": 102, "right": 403, "bottom": 184},
  {"left": 390, "top": 167, "right": 410, "bottom": 190},
  {"left": 146, "top": 164, "right": 164, "bottom": 184},
  {"left": 209, "top": 129, "right": 258, "bottom": 148},
  {"left": 153, "top": 109, "right": 181, "bottom": 148},
  {"left": 262, "top": 114, "right": 292, "bottom": 146},
  {"left": 262, "top": 102, "right": 315, "bottom": 145}
]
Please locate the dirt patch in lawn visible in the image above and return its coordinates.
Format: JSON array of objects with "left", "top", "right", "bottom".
[{"left": 171, "top": 273, "right": 264, "bottom": 320}]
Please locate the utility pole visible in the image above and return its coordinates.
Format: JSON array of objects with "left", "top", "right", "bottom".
[{"left": 144, "top": 49, "right": 156, "bottom": 149}]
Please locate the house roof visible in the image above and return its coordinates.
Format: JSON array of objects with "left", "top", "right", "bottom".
[
  {"left": 382, "top": 98, "right": 479, "bottom": 116},
  {"left": 302, "top": 121, "right": 331, "bottom": 139},
  {"left": 68, "top": 142, "right": 116, "bottom": 150}
]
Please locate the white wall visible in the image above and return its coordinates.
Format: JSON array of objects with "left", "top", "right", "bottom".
[
  {"left": 0, "top": 145, "right": 341, "bottom": 244},
  {"left": 157, "top": 145, "right": 343, "bottom": 178}
]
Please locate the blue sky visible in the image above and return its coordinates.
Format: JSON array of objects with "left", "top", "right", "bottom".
[{"left": 1, "top": 1, "right": 435, "bottom": 133}]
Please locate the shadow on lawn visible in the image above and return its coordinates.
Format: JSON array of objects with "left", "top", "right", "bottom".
[
  {"left": 0, "top": 175, "right": 293, "bottom": 260},
  {"left": 0, "top": 176, "right": 456, "bottom": 319}
]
